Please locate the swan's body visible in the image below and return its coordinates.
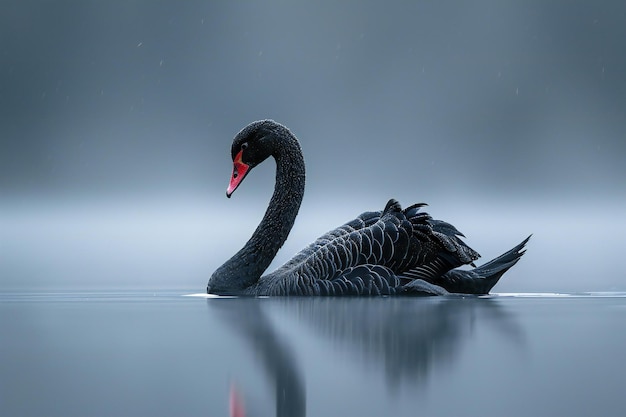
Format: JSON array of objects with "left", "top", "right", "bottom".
[{"left": 207, "top": 120, "right": 528, "bottom": 296}]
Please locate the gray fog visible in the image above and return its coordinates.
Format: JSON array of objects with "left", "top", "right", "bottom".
[{"left": 1, "top": 1, "right": 625, "bottom": 291}]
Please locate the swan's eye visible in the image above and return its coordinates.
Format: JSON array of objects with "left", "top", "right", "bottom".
[{"left": 241, "top": 142, "right": 248, "bottom": 150}]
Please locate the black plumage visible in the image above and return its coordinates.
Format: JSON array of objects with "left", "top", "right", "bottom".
[{"left": 207, "top": 120, "right": 529, "bottom": 296}]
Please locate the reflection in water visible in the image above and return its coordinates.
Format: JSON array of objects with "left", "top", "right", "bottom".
[
  {"left": 209, "top": 298, "right": 306, "bottom": 417},
  {"left": 288, "top": 297, "right": 524, "bottom": 388},
  {"left": 209, "top": 297, "right": 523, "bottom": 416}
]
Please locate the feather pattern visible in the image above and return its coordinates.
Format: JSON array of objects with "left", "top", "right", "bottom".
[{"left": 207, "top": 120, "right": 529, "bottom": 296}]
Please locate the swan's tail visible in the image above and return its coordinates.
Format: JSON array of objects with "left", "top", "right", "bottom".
[{"left": 437, "top": 235, "right": 531, "bottom": 295}]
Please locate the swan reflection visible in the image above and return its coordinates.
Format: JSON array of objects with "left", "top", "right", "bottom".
[
  {"left": 209, "top": 296, "right": 523, "bottom": 416},
  {"left": 210, "top": 298, "right": 306, "bottom": 417}
]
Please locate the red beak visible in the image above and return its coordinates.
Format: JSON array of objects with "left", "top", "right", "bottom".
[{"left": 226, "top": 150, "right": 250, "bottom": 198}]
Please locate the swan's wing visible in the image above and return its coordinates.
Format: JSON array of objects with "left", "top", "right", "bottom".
[
  {"left": 272, "top": 198, "right": 416, "bottom": 279},
  {"left": 269, "top": 199, "right": 480, "bottom": 294},
  {"left": 283, "top": 209, "right": 384, "bottom": 264},
  {"left": 272, "top": 209, "right": 384, "bottom": 274},
  {"left": 395, "top": 206, "right": 481, "bottom": 283},
  {"left": 290, "top": 264, "right": 448, "bottom": 296}
]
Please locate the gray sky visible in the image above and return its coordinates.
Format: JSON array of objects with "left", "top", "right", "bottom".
[
  {"left": 2, "top": 0, "right": 625, "bottom": 199},
  {"left": 1, "top": 1, "right": 625, "bottom": 291}
]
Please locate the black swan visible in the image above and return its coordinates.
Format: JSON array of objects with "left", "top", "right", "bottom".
[{"left": 207, "top": 120, "right": 529, "bottom": 296}]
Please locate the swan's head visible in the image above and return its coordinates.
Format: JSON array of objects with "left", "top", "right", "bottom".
[{"left": 226, "top": 120, "right": 298, "bottom": 197}]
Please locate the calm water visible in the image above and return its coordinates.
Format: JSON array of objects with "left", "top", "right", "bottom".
[{"left": 2, "top": 293, "right": 626, "bottom": 417}]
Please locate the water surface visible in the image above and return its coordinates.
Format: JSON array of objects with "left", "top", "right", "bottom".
[{"left": 2, "top": 292, "right": 625, "bottom": 416}]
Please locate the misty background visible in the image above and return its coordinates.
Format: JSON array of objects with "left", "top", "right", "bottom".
[{"left": 1, "top": 1, "right": 625, "bottom": 292}]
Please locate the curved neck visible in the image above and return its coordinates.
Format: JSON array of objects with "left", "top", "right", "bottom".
[
  {"left": 246, "top": 145, "right": 305, "bottom": 276},
  {"left": 212, "top": 136, "right": 305, "bottom": 293}
]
